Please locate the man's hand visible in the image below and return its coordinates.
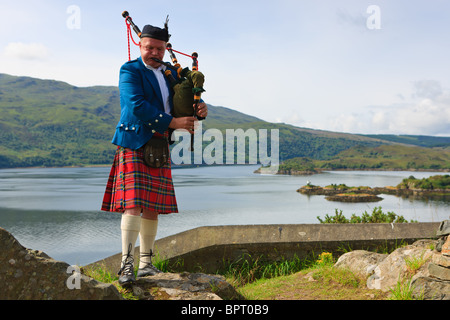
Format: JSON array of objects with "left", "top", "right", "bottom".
[
  {"left": 169, "top": 117, "right": 197, "bottom": 134},
  {"left": 196, "top": 102, "right": 208, "bottom": 118},
  {"left": 168, "top": 103, "right": 207, "bottom": 134}
]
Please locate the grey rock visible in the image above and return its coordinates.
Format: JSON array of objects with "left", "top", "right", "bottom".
[
  {"left": 334, "top": 238, "right": 450, "bottom": 300},
  {"left": 428, "top": 262, "right": 450, "bottom": 281},
  {"left": 366, "top": 240, "right": 435, "bottom": 291},
  {"left": 334, "top": 250, "right": 388, "bottom": 278},
  {"left": 0, "top": 227, "right": 122, "bottom": 300},
  {"left": 436, "top": 220, "right": 450, "bottom": 237},
  {"left": 411, "top": 276, "right": 450, "bottom": 300},
  {"left": 432, "top": 252, "right": 450, "bottom": 268},
  {"left": 128, "top": 272, "right": 243, "bottom": 300}
]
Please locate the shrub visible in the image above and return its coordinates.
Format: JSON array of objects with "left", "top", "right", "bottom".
[{"left": 317, "top": 206, "right": 416, "bottom": 224}]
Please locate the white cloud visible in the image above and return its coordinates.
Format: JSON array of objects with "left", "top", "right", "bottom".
[
  {"left": 314, "top": 80, "right": 450, "bottom": 136},
  {"left": 391, "top": 97, "right": 450, "bottom": 135},
  {"left": 412, "top": 80, "right": 443, "bottom": 100},
  {"left": 4, "top": 42, "right": 49, "bottom": 60}
]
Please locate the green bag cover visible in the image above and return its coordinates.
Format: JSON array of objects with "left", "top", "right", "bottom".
[{"left": 171, "top": 70, "right": 205, "bottom": 118}]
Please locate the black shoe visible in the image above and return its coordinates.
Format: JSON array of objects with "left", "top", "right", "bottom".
[
  {"left": 137, "top": 263, "right": 162, "bottom": 277},
  {"left": 137, "top": 250, "right": 163, "bottom": 277},
  {"left": 118, "top": 243, "right": 135, "bottom": 287}
]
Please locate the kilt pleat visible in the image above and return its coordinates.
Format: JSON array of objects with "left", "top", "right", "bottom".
[{"left": 101, "top": 137, "right": 178, "bottom": 214}]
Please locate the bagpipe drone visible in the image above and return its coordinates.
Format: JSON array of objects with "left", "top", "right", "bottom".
[{"left": 122, "top": 11, "right": 205, "bottom": 150}]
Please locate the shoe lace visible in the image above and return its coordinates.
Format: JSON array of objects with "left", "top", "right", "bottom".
[
  {"left": 118, "top": 243, "right": 134, "bottom": 276},
  {"left": 140, "top": 249, "right": 161, "bottom": 271}
]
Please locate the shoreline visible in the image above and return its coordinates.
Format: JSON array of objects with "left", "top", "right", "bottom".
[
  {"left": 297, "top": 183, "right": 450, "bottom": 203},
  {"left": 256, "top": 166, "right": 450, "bottom": 175},
  {"left": 2, "top": 163, "right": 450, "bottom": 174}
]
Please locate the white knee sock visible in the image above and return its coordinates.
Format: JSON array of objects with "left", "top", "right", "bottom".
[
  {"left": 120, "top": 214, "right": 141, "bottom": 266},
  {"left": 139, "top": 218, "right": 158, "bottom": 269}
]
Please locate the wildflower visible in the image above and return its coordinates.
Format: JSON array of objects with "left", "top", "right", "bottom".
[{"left": 316, "top": 252, "right": 334, "bottom": 267}]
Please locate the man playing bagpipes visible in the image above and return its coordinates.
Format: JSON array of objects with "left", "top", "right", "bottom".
[{"left": 101, "top": 15, "right": 207, "bottom": 286}]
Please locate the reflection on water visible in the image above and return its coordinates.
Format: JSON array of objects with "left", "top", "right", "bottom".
[{"left": 0, "top": 166, "right": 448, "bottom": 265}]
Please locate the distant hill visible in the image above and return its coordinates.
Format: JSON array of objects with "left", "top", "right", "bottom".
[
  {"left": 0, "top": 73, "right": 120, "bottom": 167},
  {"left": 363, "top": 134, "right": 450, "bottom": 148},
  {"left": 0, "top": 73, "right": 448, "bottom": 169},
  {"left": 279, "top": 144, "right": 450, "bottom": 173}
]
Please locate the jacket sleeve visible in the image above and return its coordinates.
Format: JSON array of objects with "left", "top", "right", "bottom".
[{"left": 119, "top": 62, "right": 173, "bottom": 134}]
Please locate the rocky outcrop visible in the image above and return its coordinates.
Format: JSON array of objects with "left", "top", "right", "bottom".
[
  {"left": 0, "top": 227, "right": 242, "bottom": 300},
  {"left": 127, "top": 272, "right": 243, "bottom": 300},
  {"left": 325, "top": 193, "right": 383, "bottom": 202},
  {"left": 297, "top": 184, "right": 450, "bottom": 202},
  {"left": 365, "top": 239, "right": 436, "bottom": 291},
  {"left": 298, "top": 185, "right": 386, "bottom": 202},
  {"left": 0, "top": 227, "right": 122, "bottom": 300},
  {"left": 334, "top": 231, "right": 450, "bottom": 300},
  {"left": 334, "top": 250, "right": 388, "bottom": 278},
  {"left": 297, "top": 185, "right": 393, "bottom": 196}
]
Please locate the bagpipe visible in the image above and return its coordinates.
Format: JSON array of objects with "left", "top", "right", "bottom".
[{"left": 122, "top": 11, "right": 205, "bottom": 150}]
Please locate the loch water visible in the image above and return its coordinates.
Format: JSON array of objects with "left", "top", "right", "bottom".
[{"left": 0, "top": 165, "right": 448, "bottom": 265}]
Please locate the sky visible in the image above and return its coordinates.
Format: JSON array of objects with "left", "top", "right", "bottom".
[{"left": 1, "top": 0, "right": 449, "bottom": 136}]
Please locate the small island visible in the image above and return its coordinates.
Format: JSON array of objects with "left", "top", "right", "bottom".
[
  {"left": 297, "top": 184, "right": 385, "bottom": 202},
  {"left": 297, "top": 175, "right": 450, "bottom": 202},
  {"left": 324, "top": 193, "right": 383, "bottom": 202}
]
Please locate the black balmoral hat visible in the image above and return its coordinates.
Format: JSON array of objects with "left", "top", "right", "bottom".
[{"left": 140, "top": 24, "right": 170, "bottom": 42}]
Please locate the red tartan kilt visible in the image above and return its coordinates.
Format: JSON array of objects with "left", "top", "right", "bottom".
[{"left": 101, "top": 134, "right": 178, "bottom": 214}]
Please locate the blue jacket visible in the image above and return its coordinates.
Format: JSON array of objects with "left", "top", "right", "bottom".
[{"left": 111, "top": 57, "right": 176, "bottom": 150}]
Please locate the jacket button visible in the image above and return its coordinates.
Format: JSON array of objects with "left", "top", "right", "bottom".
[
  {"left": 155, "top": 119, "right": 159, "bottom": 123},
  {"left": 159, "top": 114, "right": 163, "bottom": 117},
  {"left": 152, "top": 130, "right": 156, "bottom": 133}
]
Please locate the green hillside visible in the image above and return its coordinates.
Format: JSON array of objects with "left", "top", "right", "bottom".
[
  {"left": 0, "top": 73, "right": 119, "bottom": 167},
  {"left": 0, "top": 73, "right": 448, "bottom": 169},
  {"left": 279, "top": 144, "right": 450, "bottom": 173}
]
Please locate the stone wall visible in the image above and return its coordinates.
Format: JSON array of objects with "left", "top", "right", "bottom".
[{"left": 91, "top": 222, "right": 440, "bottom": 275}]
